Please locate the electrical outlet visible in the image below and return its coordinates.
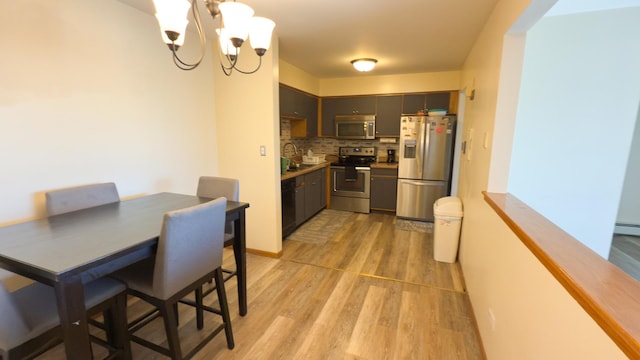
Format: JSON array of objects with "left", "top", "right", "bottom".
[
  {"left": 260, "top": 145, "right": 266, "bottom": 156},
  {"left": 488, "top": 308, "right": 496, "bottom": 331}
]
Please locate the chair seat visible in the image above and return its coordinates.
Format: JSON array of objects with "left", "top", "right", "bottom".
[
  {"left": 112, "top": 257, "right": 156, "bottom": 297},
  {"left": 2, "top": 277, "right": 126, "bottom": 351},
  {"left": 16, "top": 279, "right": 125, "bottom": 347}
]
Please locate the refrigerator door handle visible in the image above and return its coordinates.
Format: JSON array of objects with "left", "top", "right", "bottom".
[
  {"left": 423, "top": 119, "right": 430, "bottom": 175},
  {"left": 405, "top": 180, "right": 430, "bottom": 186},
  {"left": 415, "top": 118, "right": 426, "bottom": 179}
]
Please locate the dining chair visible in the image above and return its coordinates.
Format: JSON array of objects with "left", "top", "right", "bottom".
[
  {"left": 0, "top": 278, "right": 129, "bottom": 359},
  {"left": 197, "top": 176, "right": 239, "bottom": 248},
  {"left": 45, "top": 182, "right": 120, "bottom": 216},
  {"left": 197, "top": 176, "right": 239, "bottom": 290},
  {"left": 112, "top": 197, "right": 234, "bottom": 359}
]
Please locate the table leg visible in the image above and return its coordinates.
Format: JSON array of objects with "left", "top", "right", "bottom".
[
  {"left": 233, "top": 209, "right": 247, "bottom": 316},
  {"left": 54, "top": 276, "right": 92, "bottom": 359}
]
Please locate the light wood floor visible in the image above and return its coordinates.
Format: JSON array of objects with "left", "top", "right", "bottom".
[{"left": 43, "top": 212, "right": 484, "bottom": 359}]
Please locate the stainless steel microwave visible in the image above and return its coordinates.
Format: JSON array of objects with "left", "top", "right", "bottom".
[{"left": 335, "top": 115, "right": 376, "bottom": 139}]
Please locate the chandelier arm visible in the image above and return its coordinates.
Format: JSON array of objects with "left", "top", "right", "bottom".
[
  {"left": 172, "top": 51, "right": 199, "bottom": 70},
  {"left": 218, "top": 49, "right": 263, "bottom": 75},
  {"left": 230, "top": 56, "right": 262, "bottom": 75},
  {"left": 170, "top": 0, "right": 206, "bottom": 71},
  {"left": 220, "top": 62, "right": 233, "bottom": 76},
  {"left": 219, "top": 52, "right": 239, "bottom": 70}
]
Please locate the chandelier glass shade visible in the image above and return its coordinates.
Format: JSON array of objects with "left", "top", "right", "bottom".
[{"left": 152, "top": 0, "right": 275, "bottom": 74}]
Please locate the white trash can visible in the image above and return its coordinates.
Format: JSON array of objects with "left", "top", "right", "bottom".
[{"left": 433, "top": 196, "right": 463, "bottom": 263}]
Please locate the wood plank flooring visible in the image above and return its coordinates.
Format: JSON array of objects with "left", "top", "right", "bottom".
[{"left": 41, "top": 211, "right": 483, "bottom": 359}]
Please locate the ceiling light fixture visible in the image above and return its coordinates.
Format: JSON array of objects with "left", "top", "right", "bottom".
[
  {"left": 152, "top": 0, "right": 275, "bottom": 75},
  {"left": 351, "top": 58, "right": 378, "bottom": 72}
]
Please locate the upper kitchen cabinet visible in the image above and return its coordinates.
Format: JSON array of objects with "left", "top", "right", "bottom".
[
  {"left": 303, "top": 93, "right": 318, "bottom": 137},
  {"left": 402, "top": 92, "right": 455, "bottom": 115},
  {"left": 425, "top": 92, "right": 451, "bottom": 111},
  {"left": 321, "top": 97, "right": 337, "bottom": 136},
  {"left": 280, "top": 84, "right": 319, "bottom": 138},
  {"left": 335, "top": 96, "right": 377, "bottom": 115},
  {"left": 402, "top": 94, "right": 427, "bottom": 114},
  {"left": 375, "top": 95, "right": 402, "bottom": 137},
  {"left": 280, "top": 85, "right": 303, "bottom": 118}
]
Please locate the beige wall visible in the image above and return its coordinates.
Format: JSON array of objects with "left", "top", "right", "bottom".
[
  {"left": 458, "top": 0, "right": 627, "bottom": 357},
  {"left": 279, "top": 60, "right": 460, "bottom": 97},
  {"left": 319, "top": 71, "right": 460, "bottom": 97},
  {"left": 279, "top": 60, "right": 320, "bottom": 96},
  {"left": 0, "top": 0, "right": 218, "bottom": 224},
  {"left": 214, "top": 39, "right": 282, "bottom": 254}
]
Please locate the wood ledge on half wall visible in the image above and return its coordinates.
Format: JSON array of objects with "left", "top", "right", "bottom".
[{"left": 483, "top": 191, "right": 640, "bottom": 359}]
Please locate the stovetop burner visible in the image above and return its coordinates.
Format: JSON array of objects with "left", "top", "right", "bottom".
[{"left": 331, "top": 146, "right": 377, "bottom": 167}]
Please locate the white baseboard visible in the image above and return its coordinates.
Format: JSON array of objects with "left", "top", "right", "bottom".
[{"left": 615, "top": 224, "right": 640, "bottom": 236}]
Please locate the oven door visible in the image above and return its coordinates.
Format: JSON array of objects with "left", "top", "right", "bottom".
[{"left": 331, "top": 166, "right": 370, "bottom": 198}]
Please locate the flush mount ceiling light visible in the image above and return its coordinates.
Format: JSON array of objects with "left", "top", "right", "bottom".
[
  {"left": 152, "top": 0, "right": 275, "bottom": 75},
  {"left": 351, "top": 58, "right": 378, "bottom": 72}
]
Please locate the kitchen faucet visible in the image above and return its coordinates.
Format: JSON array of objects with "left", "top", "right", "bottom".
[
  {"left": 282, "top": 142, "right": 297, "bottom": 157},
  {"left": 282, "top": 142, "right": 300, "bottom": 168}
]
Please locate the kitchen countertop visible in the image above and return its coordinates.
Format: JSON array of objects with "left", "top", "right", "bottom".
[
  {"left": 371, "top": 162, "right": 399, "bottom": 169},
  {"left": 280, "top": 161, "right": 397, "bottom": 181},
  {"left": 281, "top": 162, "right": 331, "bottom": 181}
]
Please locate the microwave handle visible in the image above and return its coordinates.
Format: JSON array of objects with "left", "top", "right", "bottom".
[{"left": 367, "top": 122, "right": 375, "bottom": 137}]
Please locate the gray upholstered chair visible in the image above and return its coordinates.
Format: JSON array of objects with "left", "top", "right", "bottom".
[
  {"left": 0, "top": 278, "right": 129, "bottom": 359},
  {"left": 1, "top": 182, "right": 122, "bottom": 309},
  {"left": 197, "top": 176, "right": 239, "bottom": 247},
  {"left": 196, "top": 176, "right": 239, "bottom": 291},
  {"left": 113, "top": 197, "right": 234, "bottom": 359},
  {"left": 45, "top": 182, "right": 120, "bottom": 216}
]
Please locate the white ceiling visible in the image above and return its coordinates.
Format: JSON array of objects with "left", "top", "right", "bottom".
[{"left": 117, "top": 0, "right": 501, "bottom": 78}]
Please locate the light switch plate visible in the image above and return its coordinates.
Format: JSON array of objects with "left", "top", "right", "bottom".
[{"left": 260, "top": 145, "right": 266, "bottom": 156}]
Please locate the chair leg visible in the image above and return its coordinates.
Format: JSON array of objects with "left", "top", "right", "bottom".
[
  {"left": 159, "top": 301, "right": 183, "bottom": 360},
  {"left": 195, "top": 286, "right": 204, "bottom": 330},
  {"left": 214, "top": 267, "right": 235, "bottom": 349}
]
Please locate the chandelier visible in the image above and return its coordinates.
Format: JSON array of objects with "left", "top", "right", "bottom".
[{"left": 152, "top": 0, "right": 276, "bottom": 75}]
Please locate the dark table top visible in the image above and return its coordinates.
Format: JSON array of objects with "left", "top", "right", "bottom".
[{"left": 0, "top": 192, "right": 249, "bottom": 283}]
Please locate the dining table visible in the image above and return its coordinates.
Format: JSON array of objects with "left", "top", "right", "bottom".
[{"left": 0, "top": 192, "right": 250, "bottom": 360}]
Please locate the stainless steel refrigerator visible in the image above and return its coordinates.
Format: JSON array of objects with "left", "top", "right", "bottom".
[{"left": 396, "top": 115, "right": 456, "bottom": 221}]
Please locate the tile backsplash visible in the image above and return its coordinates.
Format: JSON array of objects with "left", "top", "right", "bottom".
[{"left": 280, "top": 119, "right": 399, "bottom": 161}]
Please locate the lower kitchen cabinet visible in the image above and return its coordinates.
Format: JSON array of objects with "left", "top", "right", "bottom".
[
  {"left": 286, "top": 167, "right": 328, "bottom": 232},
  {"left": 304, "top": 168, "right": 325, "bottom": 219},
  {"left": 295, "top": 176, "right": 306, "bottom": 226},
  {"left": 370, "top": 167, "right": 398, "bottom": 212}
]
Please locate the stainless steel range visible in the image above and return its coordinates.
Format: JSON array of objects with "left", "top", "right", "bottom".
[{"left": 330, "top": 146, "right": 376, "bottom": 213}]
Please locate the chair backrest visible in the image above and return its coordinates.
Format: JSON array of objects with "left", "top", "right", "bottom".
[
  {"left": 197, "top": 176, "right": 238, "bottom": 234},
  {"left": 0, "top": 283, "right": 31, "bottom": 352},
  {"left": 152, "top": 197, "right": 227, "bottom": 300},
  {"left": 197, "top": 176, "right": 239, "bottom": 202},
  {"left": 45, "top": 183, "right": 120, "bottom": 216}
]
